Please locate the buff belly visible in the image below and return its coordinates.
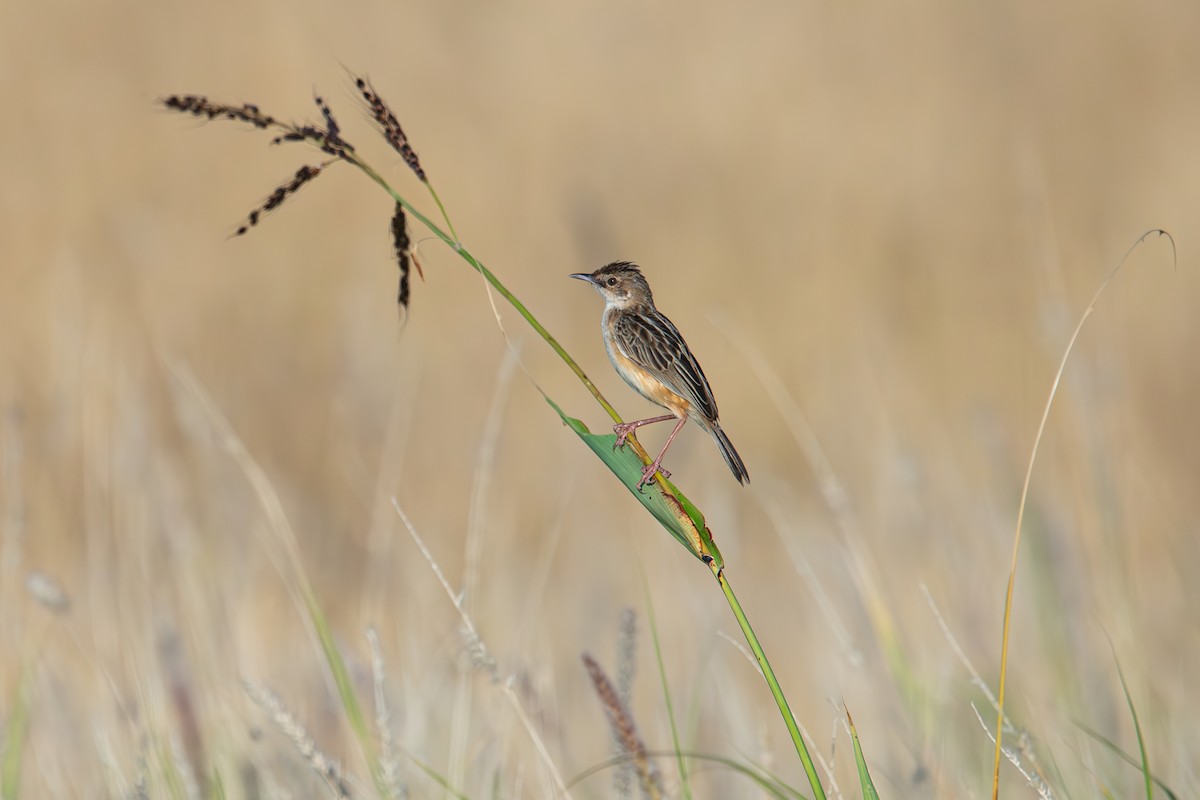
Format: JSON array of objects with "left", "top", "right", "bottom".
[{"left": 603, "top": 335, "right": 692, "bottom": 419}]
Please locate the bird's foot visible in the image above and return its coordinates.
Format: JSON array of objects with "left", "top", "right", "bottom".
[
  {"left": 637, "top": 461, "right": 670, "bottom": 490},
  {"left": 613, "top": 421, "right": 639, "bottom": 449}
]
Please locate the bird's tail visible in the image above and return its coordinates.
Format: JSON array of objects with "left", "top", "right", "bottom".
[{"left": 709, "top": 422, "right": 750, "bottom": 485}]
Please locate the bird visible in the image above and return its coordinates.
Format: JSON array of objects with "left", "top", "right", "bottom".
[{"left": 570, "top": 261, "right": 749, "bottom": 489}]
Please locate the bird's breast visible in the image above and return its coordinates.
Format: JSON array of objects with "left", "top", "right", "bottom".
[{"left": 601, "top": 318, "right": 690, "bottom": 418}]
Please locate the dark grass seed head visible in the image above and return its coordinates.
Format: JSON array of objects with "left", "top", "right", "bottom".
[
  {"left": 234, "top": 164, "right": 326, "bottom": 237},
  {"left": 161, "top": 95, "right": 277, "bottom": 129},
  {"left": 353, "top": 75, "right": 427, "bottom": 181},
  {"left": 390, "top": 202, "right": 412, "bottom": 309},
  {"left": 312, "top": 94, "right": 355, "bottom": 156}
]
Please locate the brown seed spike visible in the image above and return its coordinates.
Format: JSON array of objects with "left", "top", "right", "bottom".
[{"left": 582, "top": 653, "right": 664, "bottom": 797}]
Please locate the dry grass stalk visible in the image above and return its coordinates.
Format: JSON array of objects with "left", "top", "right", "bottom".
[
  {"left": 391, "top": 497, "right": 572, "bottom": 797},
  {"left": 922, "top": 585, "right": 1055, "bottom": 797},
  {"left": 244, "top": 682, "right": 355, "bottom": 799},
  {"left": 581, "top": 653, "right": 663, "bottom": 800},
  {"left": 366, "top": 628, "right": 404, "bottom": 798},
  {"left": 613, "top": 608, "right": 638, "bottom": 799},
  {"left": 970, "top": 704, "right": 1055, "bottom": 800}
]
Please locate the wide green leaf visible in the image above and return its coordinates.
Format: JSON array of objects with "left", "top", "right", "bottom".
[{"left": 547, "top": 398, "right": 723, "bottom": 568}]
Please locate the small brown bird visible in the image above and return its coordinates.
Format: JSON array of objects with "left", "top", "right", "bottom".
[{"left": 571, "top": 261, "right": 749, "bottom": 489}]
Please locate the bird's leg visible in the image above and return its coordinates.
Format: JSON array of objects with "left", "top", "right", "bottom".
[
  {"left": 612, "top": 414, "right": 677, "bottom": 449},
  {"left": 638, "top": 417, "right": 688, "bottom": 489}
]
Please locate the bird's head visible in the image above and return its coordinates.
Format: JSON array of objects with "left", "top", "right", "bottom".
[{"left": 569, "top": 261, "right": 654, "bottom": 309}]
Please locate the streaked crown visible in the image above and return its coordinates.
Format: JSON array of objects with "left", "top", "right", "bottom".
[{"left": 571, "top": 261, "right": 654, "bottom": 308}]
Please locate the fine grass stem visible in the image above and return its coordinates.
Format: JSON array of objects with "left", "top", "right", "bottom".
[
  {"left": 639, "top": 569, "right": 691, "bottom": 800},
  {"left": 1110, "top": 644, "right": 1153, "bottom": 800},
  {"left": 390, "top": 497, "right": 572, "bottom": 798},
  {"left": 169, "top": 364, "right": 389, "bottom": 797},
  {"left": 990, "top": 230, "right": 1173, "bottom": 800}
]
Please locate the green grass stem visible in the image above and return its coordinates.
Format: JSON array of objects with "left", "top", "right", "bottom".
[
  {"left": 640, "top": 568, "right": 692, "bottom": 800},
  {"left": 1112, "top": 652, "right": 1153, "bottom": 800},
  {"left": 718, "top": 571, "right": 826, "bottom": 800}
]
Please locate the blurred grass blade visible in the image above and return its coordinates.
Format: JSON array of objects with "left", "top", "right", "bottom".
[
  {"left": 301, "top": 586, "right": 391, "bottom": 797},
  {"left": 1073, "top": 721, "right": 1179, "bottom": 800},
  {"left": 1, "top": 668, "right": 31, "bottom": 800},
  {"left": 548, "top": 398, "right": 722, "bottom": 567},
  {"left": 569, "top": 751, "right": 804, "bottom": 799},
  {"left": 746, "top": 760, "right": 809, "bottom": 800},
  {"left": 1112, "top": 653, "right": 1153, "bottom": 800},
  {"left": 160, "top": 740, "right": 189, "bottom": 800},
  {"left": 845, "top": 707, "right": 880, "bottom": 800},
  {"left": 640, "top": 569, "right": 691, "bottom": 800}
]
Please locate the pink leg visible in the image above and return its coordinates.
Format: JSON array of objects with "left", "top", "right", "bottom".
[
  {"left": 638, "top": 417, "right": 688, "bottom": 489},
  {"left": 613, "top": 414, "right": 676, "bottom": 448}
]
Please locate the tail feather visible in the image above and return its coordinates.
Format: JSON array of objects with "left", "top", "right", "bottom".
[{"left": 710, "top": 423, "right": 749, "bottom": 485}]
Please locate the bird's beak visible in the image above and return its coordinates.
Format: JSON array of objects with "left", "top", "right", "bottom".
[{"left": 569, "top": 272, "right": 597, "bottom": 285}]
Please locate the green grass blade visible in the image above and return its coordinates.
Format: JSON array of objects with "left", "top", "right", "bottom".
[
  {"left": 1106, "top": 649, "right": 1154, "bottom": 800},
  {"left": 1073, "top": 721, "right": 1179, "bottom": 800},
  {"left": 845, "top": 707, "right": 880, "bottom": 800},
  {"left": 547, "top": 398, "right": 723, "bottom": 566},
  {"left": 209, "top": 766, "right": 227, "bottom": 800},
  {"left": 159, "top": 740, "right": 189, "bottom": 800},
  {"left": 1, "top": 668, "right": 31, "bottom": 800},
  {"left": 301, "top": 587, "right": 391, "bottom": 797},
  {"left": 569, "top": 751, "right": 805, "bottom": 799},
  {"left": 744, "top": 758, "right": 809, "bottom": 800},
  {"left": 640, "top": 569, "right": 692, "bottom": 800},
  {"left": 403, "top": 754, "right": 471, "bottom": 800}
]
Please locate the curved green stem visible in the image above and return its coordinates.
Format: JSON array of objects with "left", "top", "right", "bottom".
[
  {"left": 347, "top": 155, "right": 623, "bottom": 425},
  {"left": 718, "top": 569, "right": 826, "bottom": 800},
  {"left": 424, "top": 180, "right": 459, "bottom": 243}
]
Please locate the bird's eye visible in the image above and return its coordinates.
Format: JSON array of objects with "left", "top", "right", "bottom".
[{"left": 606, "top": 277, "right": 617, "bottom": 286}]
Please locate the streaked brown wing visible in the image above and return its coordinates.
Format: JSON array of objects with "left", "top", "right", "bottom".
[{"left": 613, "top": 309, "right": 719, "bottom": 421}]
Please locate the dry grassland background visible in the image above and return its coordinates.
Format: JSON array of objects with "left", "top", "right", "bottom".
[{"left": 1, "top": 0, "right": 1198, "bottom": 796}]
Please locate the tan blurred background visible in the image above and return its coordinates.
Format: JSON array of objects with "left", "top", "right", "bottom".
[{"left": 2, "top": 0, "right": 1198, "bottom": 796}]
